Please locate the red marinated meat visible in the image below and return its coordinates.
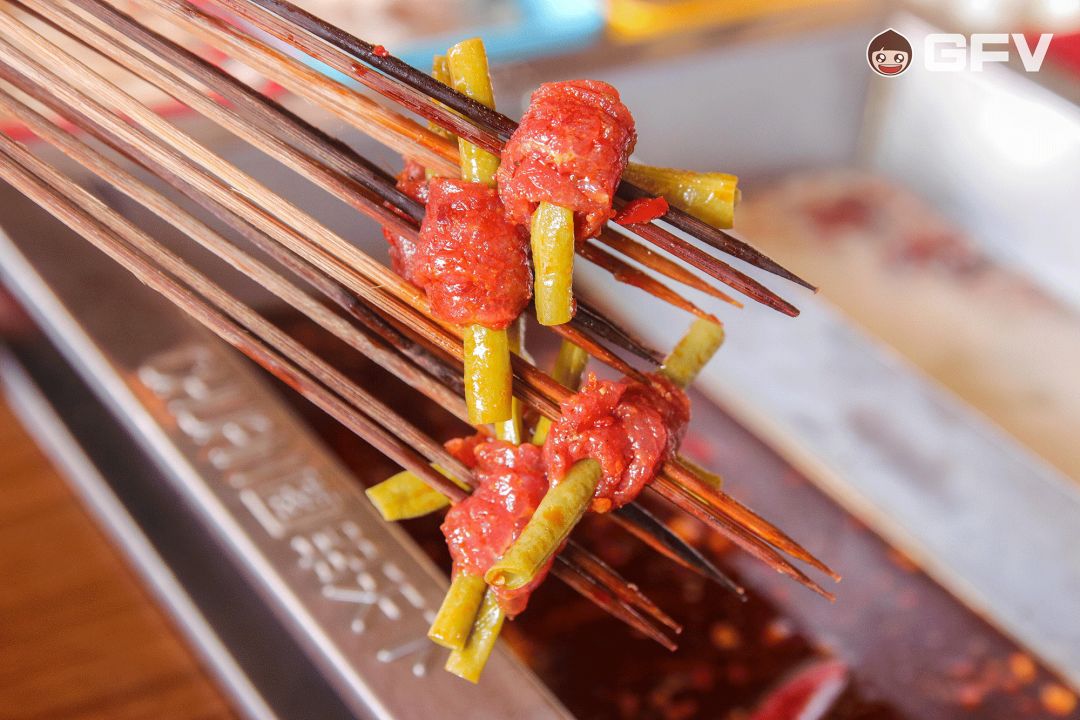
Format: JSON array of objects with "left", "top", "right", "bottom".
[
  {"left": 444, "top": 431, "right": 488, "bottom": 469},
  {"left": 498, "top": 80, "right": 636, "bottom": 240},
  {"left": 382, "top": 159, "right": 429, "bottom": 285},
  {"left": 415, "top": 177, "right": 531, "bottom": 329},
  {"left": 441, "top": 439, "right": 552, "bottom": 616},
  {"left": 543, "top": 372, "right": 689, "bottom": 512}
]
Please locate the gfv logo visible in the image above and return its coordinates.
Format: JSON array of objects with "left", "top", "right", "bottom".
[{"left": 867, "top": 28, "right": 1054, "bottom": 77}]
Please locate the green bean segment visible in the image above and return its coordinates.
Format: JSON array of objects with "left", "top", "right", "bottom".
[
  {"left": 530, "top": 201, "right": 576, "bottom": 326},
  {"left": 365, "top": 464, "right": 471, "bottom": 521},
  {"left": 445, "top": 39, "right": 514, "bottom": 426},
  {"left": 366, "top": 470, "right": 450, "bottom": 520},
  {"left": 660, "top": 317, "right": 725, "bottom": 389},
  {"left": 429, "top": 573, "right": 487, "bottom": 650},
  {"left": 496, "top": 317, "right": 526, "bottom": 444},
  {"left": 464, "top": 324, "right": 513, "bottom": 424},
  {"left": 485, "top": 459, "right": 601, "bottom": 590},
  {"left": 444, "top": 587, "right": 505, "bottom": 683},
  {"left": 623, "top": 162, "right": 739, "bottom": 229},
  {"left": 447, "top": 39, "right": 500, "bottom": 186}
]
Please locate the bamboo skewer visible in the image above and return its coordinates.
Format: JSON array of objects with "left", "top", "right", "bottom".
[
  {"left": 75, "top": 0, "right": 672, "bottom": 373},
  {"left": 61, "top": 0, "right": 432, "bottom": 220},
  {"left": 0, "top": 83, "right": 469, "bottom": 423},
  {"left": 0, "top": 127, "right": 676, "bottom": 648},
  {"left": 213, "top": 0, "right": 816, "bottom": 293},
  {"left": 667, "top": 459, "right": 841, "bottom": 581},
  {"left": 147, "top": 0, "right": 806, "bottom": 313},
  {"left": 610, "top": 503, "right": 744, "bottom": 596},
  {"left": 0, "top": 0, "right": 839, "bottom": 618},
  {"left": 0, "top": 131, "right": 466, "bottom": 502},
  {"left": 99, "top": 0, "right": 785, "bottom": 322},
  {"left": 629, "top": 221, "right": 800, "bottom": 317},
  {"left": 117, "top": 0, "right": 459, "bottom": 176},
  {"left": 0, "top": 99, "right": 469, "bottom": 493},
  {"left": 649, "top": 475, "right": 835, "bottom": 601},
  {"left": 212, "top": 0, "right": 505, "bottom": 154},
  {"left": 594, "top": 231, "right": 743, "bottom": 308},
  {"left": 580, "top": 243, "right": 718, "bottom": 322},
  {"left": 553, "top": 556, "right": 676, "bottom": 652}
]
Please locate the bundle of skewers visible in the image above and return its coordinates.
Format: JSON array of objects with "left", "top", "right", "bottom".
[{"left": 0, "top": 0, "right": 839, "bottom": 684}]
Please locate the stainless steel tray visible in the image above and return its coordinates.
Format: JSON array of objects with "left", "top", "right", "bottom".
[{"left": 0, "top": 180, "right": 571, "bottom": 720}]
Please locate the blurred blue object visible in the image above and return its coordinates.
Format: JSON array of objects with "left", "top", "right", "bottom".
[
  {"left": 398, "top": 0, "right": 604, "bottom": 67},
  {"left": 287, "top": 0, "right": 603, "bottom": 87}
]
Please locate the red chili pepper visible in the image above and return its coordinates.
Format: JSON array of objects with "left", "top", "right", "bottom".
[
  {"left": 614, "top": 196, "right": 669, "bottom": 226},
  {"left": 750, "top": 659, "right": 848, "bottom": 720},
  {"left": 372, "top": 45, "right": 389, "bottom": 58}
]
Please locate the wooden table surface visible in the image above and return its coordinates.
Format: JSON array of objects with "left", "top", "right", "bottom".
[{"left": 0, "top": 399, "right": 238, "bottom": 720}]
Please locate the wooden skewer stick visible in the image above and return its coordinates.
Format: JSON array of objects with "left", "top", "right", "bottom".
[
  {"left": 65, "top": 0, "right": 672, "bottom": 373},
  {"left": 580, "top": 243, "right": 719, "bottom": 323},
  {"left": 668, "top": 459, "right": 841, "bottom": 582},
  {"left": 0, "top": 82, "right": 469, "bottom": 423},
  {"left": 650, "top": 476, "right": 835, "bottom": 601},
  {"left": 117, "top": 0, "right": 460, "bottom": 175},
  {"left": 0, "top": 130, "right": 675, "bottom": 649},
  {"left": 84, "top": 0, "right": 784, "bottom": 329},
  {"left": 213, "top": 0, "right": 815, "bottom": 292},
  {"left": 0, "top": 132, "right": 466, "bottom": 502},
  {"left": 594, "top": 231, "right": 743, "bottom": 308},
  {"left": 0, "top": 2, "right": 835, "bottom": 593}
]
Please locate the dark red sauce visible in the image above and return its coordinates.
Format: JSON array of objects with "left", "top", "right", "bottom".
[
  {"left": 544, "top": 372, "right": 689, "bottom": 512},
  {"left": 381, "top": 159, "right": 428, "bottom": 285},
  {"left": 498, "top": 80, "right": 637, "bottom": 240},
  {"left": 415, "top": 177, "right": 531, "bottom": 329},
  {"left": 441, "top": 437, "right": 551, "bottom": 616},
  {"left": 615, "top": 196, "right": 670, "bottom": 226}
]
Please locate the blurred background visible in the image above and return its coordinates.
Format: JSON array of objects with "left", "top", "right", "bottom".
[{"left": 0, "top": 0, "right": 1078, "bottom": 718}]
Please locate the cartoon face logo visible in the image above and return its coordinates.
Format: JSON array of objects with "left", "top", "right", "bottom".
[{"left": 867, "top": 29, "right": 912, "bottom": 76}]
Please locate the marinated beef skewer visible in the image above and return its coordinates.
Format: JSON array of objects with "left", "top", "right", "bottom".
[
  {"left": 0, "top": 14, "right": 701, "bottom": 648},
  {"left": 214, "top": 0, "right": 812, "bottom": 293},
  {"left": 370, "top": 334, "right": 740, "bottom": 595},
  {"left": 112, "top": 0, "right": 782, "bottom": 321},
  {"left": 12, "top": 8, "right": 825, "bottom": 595},
  {"left": 62, "top": 0, "right": 711, "bottom": 366},
  {"left": 0, "top": 0, "right": 840, "bottom": 686},
  {"left": 213, "top": 0, "right": 816, "bottom": 292},
  {"left": 486, "top": 320, "right": 717, "bottom": 592},
  {"left": 0, "top": 123, "right": 678, "bottom": 656},
  {"left": 155, "top": 0, "right": 806, "bottom": 313}
]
